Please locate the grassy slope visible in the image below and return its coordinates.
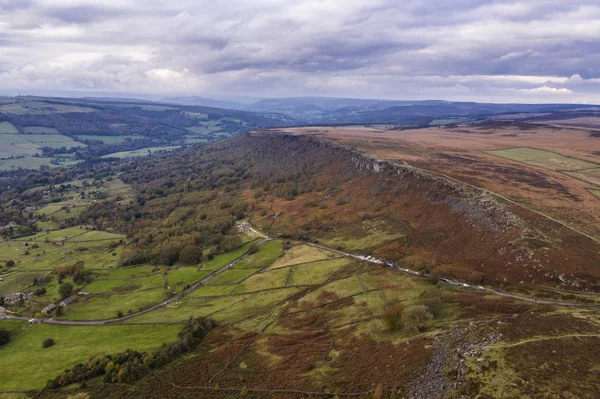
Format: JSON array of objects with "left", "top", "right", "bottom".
[{"left": 0, "top": 324, "right": 180, "bottom": 390}]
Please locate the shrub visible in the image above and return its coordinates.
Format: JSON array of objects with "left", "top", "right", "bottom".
[
  {"left": 247, "top": 243, "right": 259, "bottom": 255},
  {"left": 402, "top": 305, "right": 433, "bottom": 333},
  {"left": 382, "top": 303, "right": 404, "bottom": 331},
  {"left": 58, "top": 282, "right": 73, "bottom": 299},
  {"left": 43, "top": 338, "right": 55, "bottom": 348},
  {"left": 0, "top": 327, "right": 9, "bottom": 346}
]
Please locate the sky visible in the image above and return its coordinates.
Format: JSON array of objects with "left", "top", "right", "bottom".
[{"left": 1, "top": 0, "right": 600, "bottom": 103}]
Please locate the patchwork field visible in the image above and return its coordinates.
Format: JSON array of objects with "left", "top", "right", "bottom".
[
  {"left": 74, "top": 135, "right": 139, "bottom": 143},
  {"left": 0, "top": 101, "right": 95, "bottom": 115},
  {"left": 485, "top": 147, "right": 599, "bottom": 171}
]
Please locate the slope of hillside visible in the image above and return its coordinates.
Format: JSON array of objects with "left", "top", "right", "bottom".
[{"left": 0, "top": 96, "right": 296, "bottom": 171}]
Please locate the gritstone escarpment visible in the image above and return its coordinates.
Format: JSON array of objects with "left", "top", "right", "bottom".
[{"left": 246, "top": 132, "right": 600, "bottom": 291}]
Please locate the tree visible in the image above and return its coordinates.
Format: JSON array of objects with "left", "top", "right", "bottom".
[
  {"left": 0, "top": 327, "right": 9, "bottom": 346},
  {"left": 179, "top": 245, "right": 203, "bottom": 265},
  {"left": 220, "top": 235, "right": 242, "bottom": 252},
  {"left": 402, "top": 305, "right": 433, "bottom": 333},
  {"left": 382, "top": 303, "right": 404, "bottom": 331},
  {"left": 58, "top": 282, "right": 73, "bottom": 299},
  {"left": 5, "top": 260, "right": 15, "bottom": 268},
  {"left": 42, "top": 337, "right": 55, "bottom": 348},
  {"left": 247, "top": 243, "right": 259, "bottom": 255},
  {"left": 55, "top": 305, "right": 64, "bottom": 317}
]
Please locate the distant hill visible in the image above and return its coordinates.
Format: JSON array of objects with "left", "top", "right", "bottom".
[
  {"left": 0, "top": 96, "right": 297, "bottom": 171},
  {"left": 242, "top": 97, "right": 600, "bottom": 124},
  {"left": 160, "top": 96, "right": 245, "bottom": 110}
]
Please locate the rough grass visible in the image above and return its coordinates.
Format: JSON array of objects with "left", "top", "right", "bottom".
[
  {"left": 230, "top": 267, "right": 290, "bottom": 293},
  {"left": 319, "top": 217, "right": 410, "bottom": 250},
  {"left": 485, "top": 147, "right": 598, "bottom": 171},
  {"left": 211, "top": 287, "right": 301, "bottom": 324},
  {"left": 268, "top": 244, "right": 337, "bottom": 269},
  {"left": 126, "top": 295, "right": 244, "bottom": 323},
  {"left": 187, "top": 285, "right": 233, "bottom": 297},
  {"left": 166, "top": 267, "right": 209, "bottom": 291},
  {"left": 293, "top": 275, "right": 365, "bottom": 309},
  {"left": 287, "top": 258, "right": 351, "bottom": 286},
  {"left": 61, "top": 288, "right": 165, "bottom": 321},
  {"left": 233, "top": 240, "right": 283, "bottom": 269},
  {"left": 206, "top": 267, "right": 260, "bottom": 285},
  {"left": 565, "top": 168, "right": 600, "bottom": 186},
  {"left": 0, "top": 324, "right": 180, "bottom": 390},
  {"left": 82, "top": 274, "right": 164, "bottom": 294}
]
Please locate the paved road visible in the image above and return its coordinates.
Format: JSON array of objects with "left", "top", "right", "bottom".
[
  {"left": 4, "top": 237, "right": 271, "bottom": 326},
  {"left": 3, "top": 224, "right": 593, "bottom": 326},
  {"left": 304, "top": 242, "right": 593, "bottom": 309}
]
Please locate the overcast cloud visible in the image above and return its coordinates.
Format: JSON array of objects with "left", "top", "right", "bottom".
[{"left": 1, "top": 0, "right": 600, "bottom": 102}]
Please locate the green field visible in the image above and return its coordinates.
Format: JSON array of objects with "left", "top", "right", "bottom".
[
  {"left": 62, "top": 288, "right": 166, "bottom": 320},
  {"left": 0, "top": 101, "right": 95, "bottom": 115},
  {"left": 233, "top": 240, "right": 283, "bottom": 269},
  {"left": 200, "top": 240, "right": 258, "bottom": 271},
  {"left": 102, "top": 146, "right": 181, "bottom": 159},
  {"left": 230, "top": 267, "right": 289, "bottom": 293},
  {"left": 75, "top": 135, "right": 139, "bottom": 143},
  {"left": 566, "top": 168, "right": 600, "bottom": 186},
  {"left": 269, "top": 244, "right": 338, "bottom": 269},
  {"left": 485, "top": 147, "right": 599, "bottom": 171},
  {"left": 2, "top": 227, "right": 125, "bottom": 274},
  {"left": 589, "top": 189, "right": 600, "bottom": 199},
  {"left": 287, "top": 258, "right": 351, "bottom": 286},
  {"left": 21, "top": 126, "right": 59, "bottom": 134},
  {"left": 0, "top": 121, "right": 19, "bottom": 133},
  {"left": 0, "top": 324, "right": 180, "bottom": 390}
]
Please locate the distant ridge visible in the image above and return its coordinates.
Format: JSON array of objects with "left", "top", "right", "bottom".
[{"left": 160, "top": 96, "right": 245, "bottom": 110}]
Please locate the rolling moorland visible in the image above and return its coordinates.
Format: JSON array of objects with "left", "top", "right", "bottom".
[{"left": 1, "top": 113, "right": 600, "bottom": 398}]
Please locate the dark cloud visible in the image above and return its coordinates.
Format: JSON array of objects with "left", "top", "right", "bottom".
[
  {"left": 46, "top": 5, "right": 129, "bottom": 24},
  {"left": 0, "top": 0, "right": 599, "bottom": 102}
]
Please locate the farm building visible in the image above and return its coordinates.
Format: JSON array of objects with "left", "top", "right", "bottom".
[
  {"left": 41, "top": 303, "right": 56, "bottom": 315},
  {"left": 60, "top": 295, "right": 75, "bottom": 306}
]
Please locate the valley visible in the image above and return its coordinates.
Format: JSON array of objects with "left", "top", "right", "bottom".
[{"left": 2, "top": 123, "right": 600, "bottom": 398}]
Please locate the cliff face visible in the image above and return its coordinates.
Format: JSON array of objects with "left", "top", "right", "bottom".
[{"left": 245, "top": 132, "right": 600, "bottom": 291}]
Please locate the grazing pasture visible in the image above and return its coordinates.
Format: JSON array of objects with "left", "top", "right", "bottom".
[
  {"left": 0, "top": 121, "right": 19, "bottom": 133},
  {"left": 0, "top": 324, "right": 180, "bottom": 390},
  {"left": 101, "top": 146, "right": 181, "bottom": 159},
  {"left": 0, "top": 101, "right": 95, "bottom": 115},
  {"left": 484, "top": 147, "right": 598, "bottom": 171}
]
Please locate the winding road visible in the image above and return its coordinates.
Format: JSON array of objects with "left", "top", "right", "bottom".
[
  {"left": 4, "top": 222, "right": 595, "bottom": 326},
  {"left": 4, "top": 237, "right": 271, "bottom": 326}
]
